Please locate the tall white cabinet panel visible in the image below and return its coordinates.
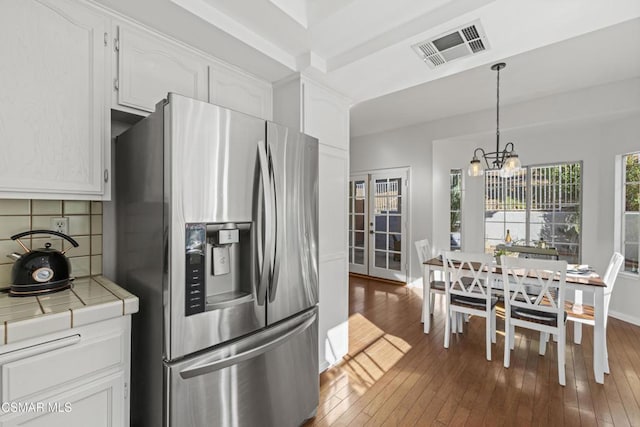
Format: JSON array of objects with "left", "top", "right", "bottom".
[
  {"left": 114, "top": 26, "right": 208, "bottom": 113},
  {"left": 273, "top": 74, "right": 350, "bottom": 371},
  {"left": 209, "top": 63, "right": 273, "bottom": 120},
  {"left": 318, "top": 145, "right": 350, "bottom": 366},
  {"left": 0, "top": 0, "right": 109, "bottom": 199},
  {"left": 302, "top": 80, "right": 350, "bottom": 151}
]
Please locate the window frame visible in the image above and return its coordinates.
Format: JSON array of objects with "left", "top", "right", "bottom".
[
  {"left": 450, "top": 169, "right": 462, "bottom": 251},
  {"left": 483, "top": 160, "right": 583, "bottom": 263},
  {"left": 621, "top": 151, "right": 640, "bottom": 275}
]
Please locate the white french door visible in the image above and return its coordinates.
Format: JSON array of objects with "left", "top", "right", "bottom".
[
  {"left": 348, "top": 169, "right": 408, "bottom": 282},
  {"left": 348, "top": 175, "right": 368, "bottom": 275}
]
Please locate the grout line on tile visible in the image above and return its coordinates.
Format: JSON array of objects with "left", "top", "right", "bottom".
[
  {"left": 70, "top": 288, "right": 86, "bottom": 306},
  {"left": 97, "top": 281, "right": 125, "bottom": 315},
  {"left": 35, "top": 296, "right": 45, "bottom": 314}
]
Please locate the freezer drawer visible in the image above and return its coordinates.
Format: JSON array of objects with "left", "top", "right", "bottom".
[{"left": 166, "top": 307, "right": 318, "bottom": 427}]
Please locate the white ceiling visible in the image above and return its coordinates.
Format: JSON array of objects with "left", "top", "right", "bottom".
[{"left": 94, "top": 0, "right": 640, "bottom": 136}]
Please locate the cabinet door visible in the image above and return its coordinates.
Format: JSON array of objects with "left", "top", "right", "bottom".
[
  {"left": 302, "top": 79, "right": 350, "bottom": 150},
  {"left": 0, "top": 372, "right": 124, "bottom": 427},
  {"left": 209, "top": 63, "right": 272, "bottom": 119},
  {"left": 0, "top": 0, "right": 108, "bottom": 198},
  {"left": 116, "top": 26, "right": 208, "bottom": 113}
]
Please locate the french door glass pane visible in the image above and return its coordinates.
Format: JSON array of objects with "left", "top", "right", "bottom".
[
  {"left": 355, "top": 214, "right": 365, "bottom": 231},
  {"left": 375, "top": 215, "right": 387, "bottom": 232},
  {"left": 354, "top": 249, "right": 364, "bottom": 265},
  {"left": 388, "top": 253, "right": 401, "bottom": 270},
  {"left": 375, "top": 251, "right": 386, "bottom": 268},
  {"left": 375, "top": 233, "right": 386, "bottom": 250},
  {"left": 388, "top": 233, "right": 401, "bottom": 251},
  {"left": 389, "top": 215, "right": 401, "bottom": 233},
  {"left": 355, "top": 232, "right": 365, "bottom": 246},
  {"left": 355, "top": 199, "right": 365, "bottom": 213}
]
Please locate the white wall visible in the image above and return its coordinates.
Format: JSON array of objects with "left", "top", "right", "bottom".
[{"left": 351, "top": 78, "right": 640, "bottom": 323}]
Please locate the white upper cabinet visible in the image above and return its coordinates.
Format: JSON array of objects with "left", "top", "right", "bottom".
[
  {"left": 0, "top": 0, "right": 110, "bottom": 199},
  {"left": 301, "top": 79, "right": 350, "bottom": 151},
  {"left": 208, "top": 62, "right": 273, "bottom": 120},
  {"left": 113, "top": 25, "right": 209, "bottom": 113}
]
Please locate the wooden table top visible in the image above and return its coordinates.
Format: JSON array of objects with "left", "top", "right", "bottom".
[{"left": 424, "top": 257, "right": 605, "bottom": 287}]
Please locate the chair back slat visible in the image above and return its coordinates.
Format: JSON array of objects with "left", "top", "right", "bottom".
[
  {"left": 501, "top": 256, "right": 567, "bottom": 318},
  {"left": 603, "top": 252, "right": 624, "bottom": 293},
  {"left": 415, "top": 239, "right": 431, "bottom": 264},
  {"left": 443, "top": 251, "right": 493, "bottom": 300}
]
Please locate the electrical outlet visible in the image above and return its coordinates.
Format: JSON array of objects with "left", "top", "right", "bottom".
[{"left": 50, "top": 217, "right": 69, "bottom": 235}]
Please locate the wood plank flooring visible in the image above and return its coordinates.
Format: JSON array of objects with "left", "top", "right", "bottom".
[{"left": 305, "top": 275, "right": 640, "bottom": 426}]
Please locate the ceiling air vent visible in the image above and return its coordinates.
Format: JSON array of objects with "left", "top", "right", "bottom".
[{"left": 412, "top": 20, "right": 490, "bottom": 69}]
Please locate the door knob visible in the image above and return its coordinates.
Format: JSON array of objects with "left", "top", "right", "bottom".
[{"left": 369, "top": 230, "right": 374, "bottom": 234}]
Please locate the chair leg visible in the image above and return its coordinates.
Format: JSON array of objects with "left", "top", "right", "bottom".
[
  {"left": 457, "top": 313, "right": 464, "bottom": 334},
  {"left": 510, "top": 325, "right": 516, "bottom": 350},
  {"left": 444, "top": 310, "right": 451, "bottom": 349},
  {"left": 538, "top": 332, "right": 547, "bottom": 356},
  {"left": 574, "top": 322, "right": 583, "bottom": 344},
  {"left": 504, "top": 319, "right": 511, "bottom": 368},
  {"left": 491, "top": 310, "right": 497, "bottom": 344},
  {"left": 558, "top": 329, "right": 566, "bottom": 386},
  {"left": 486, "top": 315, "right": 492, "bottom": 361},
  {"left": 605, "top": 338, "right": 610, "bottom": 374},
  {"left": 430, "top": 293, "right": 435, "bottom": 314},
  {"left": 465, "top": 313, "right": 470, "bottom": 323}
]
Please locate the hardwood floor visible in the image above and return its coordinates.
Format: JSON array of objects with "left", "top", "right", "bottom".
[{"left": 305, "top": 275, "right": 640, "bottom": 426}]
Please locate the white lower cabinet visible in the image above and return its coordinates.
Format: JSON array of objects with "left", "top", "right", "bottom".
[{"left": 0, "top": 317, "right": 131, "bottom": 427}]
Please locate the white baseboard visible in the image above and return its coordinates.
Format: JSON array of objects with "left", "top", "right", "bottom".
[{"left": 609, "top": 310, "right": 640, "bottom": 327}]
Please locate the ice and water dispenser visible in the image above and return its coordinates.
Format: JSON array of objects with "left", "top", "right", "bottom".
[{"left": 184, "top": 222, "right": 253, "bottom": 316}]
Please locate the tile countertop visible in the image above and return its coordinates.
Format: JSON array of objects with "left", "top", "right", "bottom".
[{"left": 0, "top": 276, "right": 139, "bottom": 345}]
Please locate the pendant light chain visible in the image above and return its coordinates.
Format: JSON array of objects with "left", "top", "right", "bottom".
[
  {"left": 467, "top": 62, "right": 522, "bottom": 177},
  {"left": 496, "top": 64, "right": 500, "bottom": 156}
]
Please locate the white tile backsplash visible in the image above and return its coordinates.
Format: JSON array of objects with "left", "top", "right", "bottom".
[
  {"left": 64, "top": 201, "right": 90, "bottom": 215},
  {"left": 0, "top": 200, "right": 30, "bottom": 215},
  {"left": 0, "top": 216, "right": 31, "bottom": 240},
  {"left": 68, "top": 215, "right": 90, "bottom": 235},
  {"left": 0, "top": 199, "right": 103, "bottom": 283},
  {"left": 32, "top": 200, "right": 62, "bottom": 215}
]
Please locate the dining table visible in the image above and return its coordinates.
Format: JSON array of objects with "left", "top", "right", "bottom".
[{"left": 422, "top": 256, "right": 608, "bottom": 384}]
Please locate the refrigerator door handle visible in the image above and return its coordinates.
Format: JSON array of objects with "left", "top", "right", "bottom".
[
  {"left": 257, "top": 139, "right": 273, "bottom": 305},
  {"left": 179, "top": 310, "right": 317, "bottom": 379},
  {"left": 268, "top": 147, "right": 281, "bottom": 303}
]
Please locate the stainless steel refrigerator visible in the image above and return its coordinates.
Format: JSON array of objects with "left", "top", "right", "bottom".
[{"left": 115, "top": 94, "right": 319, "bottom": 427}]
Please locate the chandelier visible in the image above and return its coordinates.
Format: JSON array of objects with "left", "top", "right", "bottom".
[{"left": 468, "top": 62, "right": 522, "bottom": 178}]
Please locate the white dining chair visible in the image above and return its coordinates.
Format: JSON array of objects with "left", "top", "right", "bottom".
[
  {"left": 415, "top": 239, "right": 445, "bottom": 327},
  {"left": 567, "top": 252, "right": 623, "bottom": 374},
  {"left": 501, "top": 256, "right": 568, "bottom": 386},
  {"left": 443, "top": 251, "right": 497, "bottom": 361}
]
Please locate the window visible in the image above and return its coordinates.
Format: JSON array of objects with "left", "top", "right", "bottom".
[
  {"left": 484, "top": 162, "right": 582, "bottom": 263},
  {"left": 450, "top": 169, "right": 462, "bottom": 250},
  {"left": 623, "top": 152, "right": 640, "bottom": 273}
]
